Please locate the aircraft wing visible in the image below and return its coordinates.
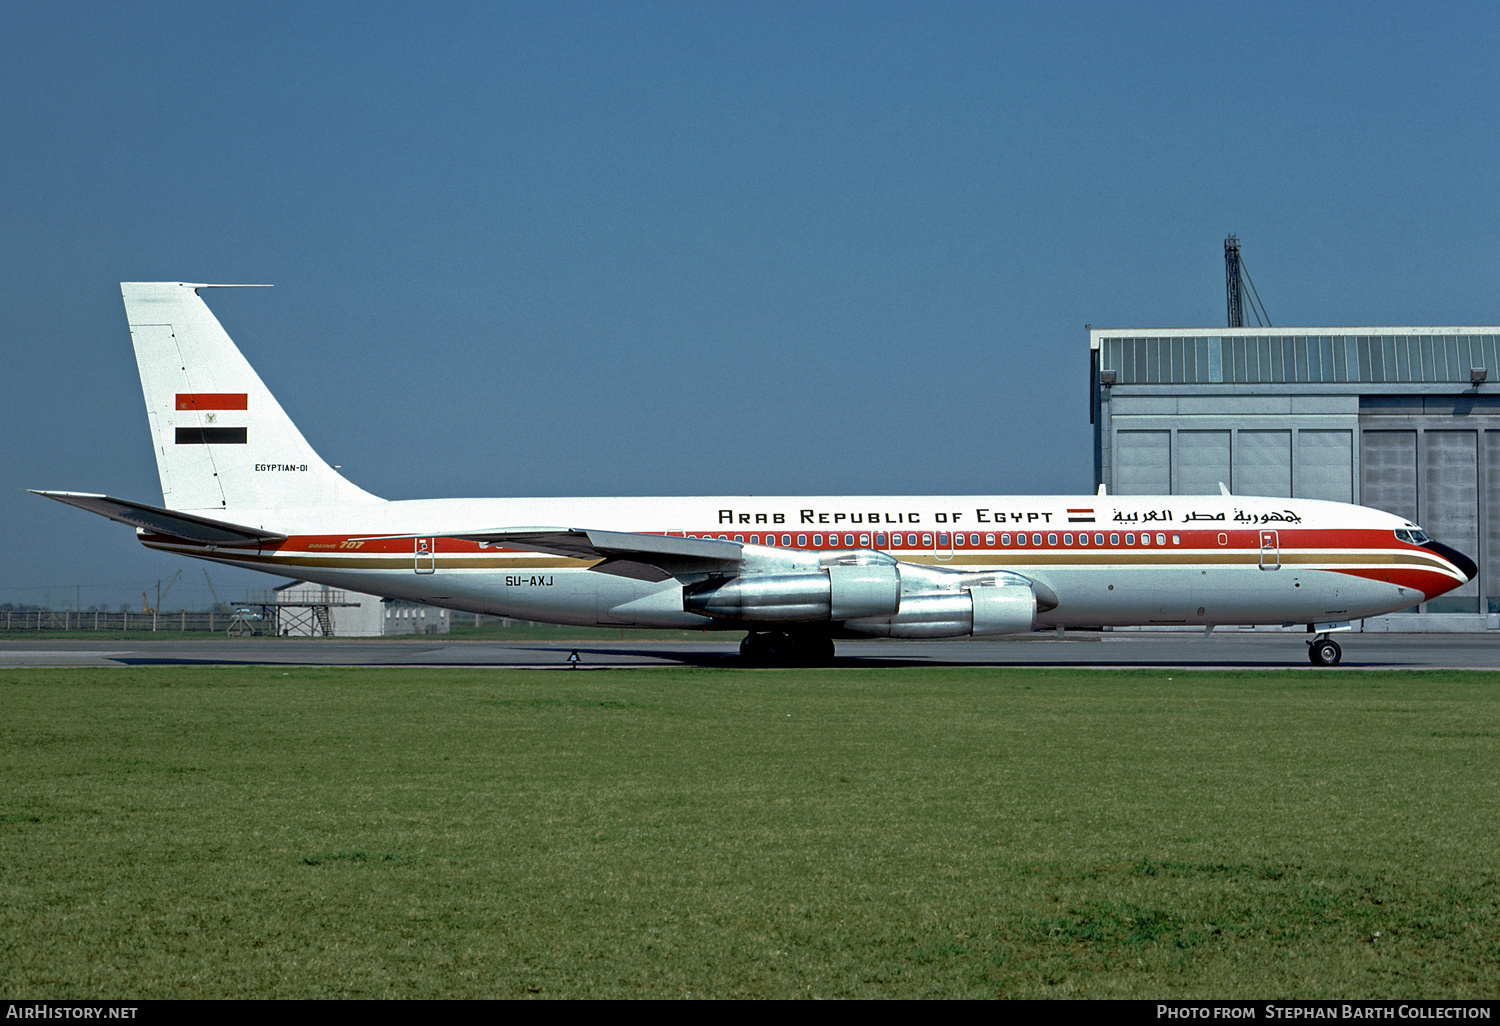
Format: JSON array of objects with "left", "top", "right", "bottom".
[
  {"left": 30, "top": 491, "right": 286, "bottom": 545},
  {"left": 455, "top": 528, "right": 744, "bottom": 582}
]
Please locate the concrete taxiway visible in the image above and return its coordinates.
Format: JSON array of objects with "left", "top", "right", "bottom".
[{"left": 1, "top": 632, "right": 1498, "bottom": 669}]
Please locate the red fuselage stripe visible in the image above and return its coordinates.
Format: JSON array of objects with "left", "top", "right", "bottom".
[{"left": 201, "top": 527, "right": 1449, "bottom": 557}]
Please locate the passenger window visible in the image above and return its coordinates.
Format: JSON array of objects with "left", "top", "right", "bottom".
[
  {"left": 923, "top": 534, "right": 933, "bottom": 546},
  {"left": 1047, "top": 533, "right": 1057, "bottom": 545},
  {"left": 813, "top": 534, "right": 823, "bottom": 546},
  {"left": 1095, "top": 533, "right": 1104, "bottom": 545},
  {"left": 845, "top": 534, "right": 854, "bottom": 546},
  {"left": 1171, "top": 534, "right": 1180, "bottom": 544},
  {"left": 938, "top": 533, "right": 949, "bottom": 546},
  {"left": 985, "top": 533, "right": 995, "bottom": 545},
  {"left": 1157, "top": 533, "right": 1166, "bottom": 545},
  {"left": 797, "top": 535, "right": 807, "bottom": 547},
  {"left": 1141, "top": 534, "right": 1150, "bottom": 546},
  {"left": 734, "top": 535, "right": 744, "bottom": 542},
  {"left": 1110, "top": 533, "right": 1119, "bottom": 545},
  {"left": 1016, "top": 533, "right": 1027, "bottom": 546},
  {"left": 1125, "top": 533, "right": 1135, "bottom": 545},
  {"left": 1000, "top": 534, "right": 1010, "bottom": 545},
  {"left": 954, "top": 534, "right": 963, "bottom": 547},
  {"left": 750, "top": 535, "right": 759, "bottom": 544},
  {"left": 782, "top": 535, "right": 791, "bottom": 546},
  {"left": 1032, "top": 534, "right": 1042, "bottom": 545},
  {"left": 1063, "top": 534, "right": 1072, "bottom": 545}
]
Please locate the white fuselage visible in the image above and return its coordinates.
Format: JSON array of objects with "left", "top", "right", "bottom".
[{"left": 139, "top": 492, "right": 1463, "bottom": 632}]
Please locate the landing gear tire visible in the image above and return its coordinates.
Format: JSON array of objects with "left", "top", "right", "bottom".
[
  {"left": 1308, "top": 638, "right": 1342, "bottom": 666},
  {"left": 739, "top": 631, "right": 835, "bottom": 666},
  {"left": 740, "top": 633, "right": 770, "bottom": 665},
  {"left": 764, "top": 633, "right": 789, "bottom": 664},
  {"left": 799, "top": 635, "right": 835, "bottom": 665}
]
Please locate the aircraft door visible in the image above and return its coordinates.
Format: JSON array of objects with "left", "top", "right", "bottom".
[
  {"left": 936, "top": 529, "right": 954, "bottom": 561},
  {"left": 1259, "top": 530, "right": 1280, "bottom": 570},
  {"left": 415, "top": 537, "right": 437, "bottom": 574}
]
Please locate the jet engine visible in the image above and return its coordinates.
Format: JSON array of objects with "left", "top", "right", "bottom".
[
  {"left": 841, "top": 580, "right": 1038, "bottom": 637},
  {"left": 684, "top": 563, "right": 901, "bottom": 621},
  {"left": 682, "top": 550, "right": 1051, "bottom": 638}
]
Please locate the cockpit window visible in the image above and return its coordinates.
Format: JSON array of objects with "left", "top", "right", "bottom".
[{"left": 1395, "top": 528, "right": 1432, "bottom": 545}]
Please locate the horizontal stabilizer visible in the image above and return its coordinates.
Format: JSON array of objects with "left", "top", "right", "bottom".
[{"left": 30, "top": 491, "right": 286, "bottom": 545}]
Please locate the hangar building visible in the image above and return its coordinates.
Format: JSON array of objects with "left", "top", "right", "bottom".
[{"left": 1090, "top": 327, "right": 1500, "bottom": 628}]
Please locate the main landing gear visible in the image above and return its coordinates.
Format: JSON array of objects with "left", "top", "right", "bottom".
[
  {"left": 740, "top": 631, "right": 836, "bottom": 666},
  {"left": 1307, "top": 635, "right": 1342, "bottom": 666}
]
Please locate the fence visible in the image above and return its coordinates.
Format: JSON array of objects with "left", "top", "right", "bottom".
[
  {"left": 0, "top": 609, "right": 229, "bottom": 632},
  {"left": 0, "top": 608, "right": 532, "bottom": 633}
]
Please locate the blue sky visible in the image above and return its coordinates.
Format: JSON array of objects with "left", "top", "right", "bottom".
[{"left": 5, "top": 1, "right": 1499, "bottom": 609}]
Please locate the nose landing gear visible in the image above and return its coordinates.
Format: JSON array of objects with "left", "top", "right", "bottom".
[{"left": 1308, "top": 635, "right": 1342, "bottom": 666}]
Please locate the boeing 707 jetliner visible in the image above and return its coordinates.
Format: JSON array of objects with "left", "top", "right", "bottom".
[{"left": 34, "top": 283, "right": 1477, "bottom": 665}]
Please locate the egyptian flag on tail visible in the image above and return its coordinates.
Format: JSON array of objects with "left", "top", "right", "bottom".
[{"left": 174, "top": 393, "right": 248, "bottom": 444}]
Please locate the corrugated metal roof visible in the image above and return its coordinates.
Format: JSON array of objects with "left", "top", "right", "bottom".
[{"left": 1093, "top": 331, "right": 1500, "bottom": 385}]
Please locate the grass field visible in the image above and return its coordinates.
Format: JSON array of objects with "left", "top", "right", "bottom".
[{"left": 2, "top": 666, "right": 1497, "bottom": 998}]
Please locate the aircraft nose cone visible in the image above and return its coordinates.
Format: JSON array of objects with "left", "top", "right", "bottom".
[{"left": 1425, "top": 541, "right": 1478, "bottom": 582}]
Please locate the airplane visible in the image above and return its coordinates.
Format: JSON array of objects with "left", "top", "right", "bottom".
[{"left": 33, "top": 282, "right": 1477, "bottom": 666}]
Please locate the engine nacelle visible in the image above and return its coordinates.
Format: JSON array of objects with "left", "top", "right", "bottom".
[
  {"left": 684, "top": 564, "right": 902, "bottom": 622},
  {"left": 829, "top": 564, "right": 902, "bottom": 619},
  {"left": 969, "top": 583, "right": 1039, "bottom": 635},
  {"left": 682, "top": 553, "right": 1044, "bottom": 637},
  {"left": 842, "top": 582, "right": 1037, "bottom": 638},
  {"left": 685, "top": 572, "right": 829, "bottom": 621}
]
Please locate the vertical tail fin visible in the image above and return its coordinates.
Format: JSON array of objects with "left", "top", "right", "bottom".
[{"left": 122, "top": 282, "right": 383, "bottom": 513}]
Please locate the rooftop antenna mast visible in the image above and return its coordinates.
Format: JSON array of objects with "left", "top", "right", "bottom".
[{"left": 1224, "top": 234, "right": 1271, "bottom": 328}]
